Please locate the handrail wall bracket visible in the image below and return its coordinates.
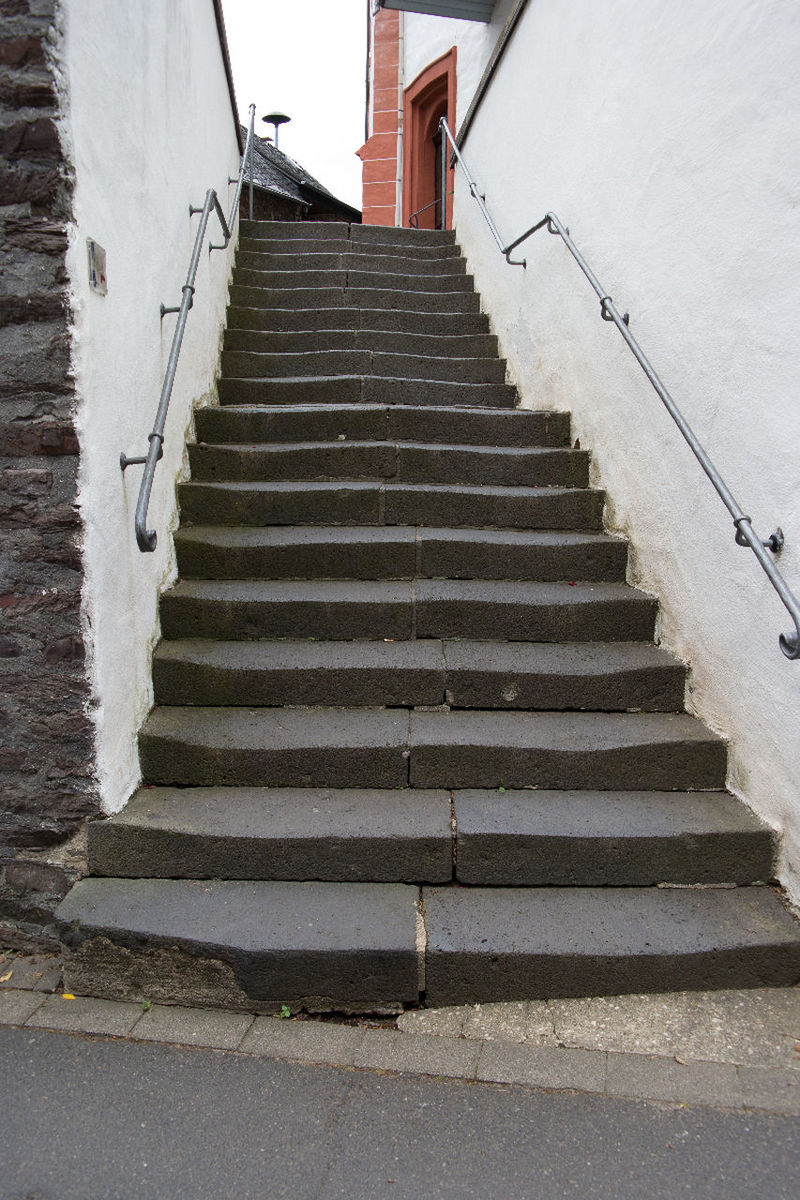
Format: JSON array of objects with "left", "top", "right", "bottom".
[{"left": 437, "top": 117, "right": 800, "bottom": 660}]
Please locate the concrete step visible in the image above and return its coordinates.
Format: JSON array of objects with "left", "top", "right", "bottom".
[
  {"left": 220, "top": 349, "right": 507, "bottom": 384},
  {"left": 88, "top": 787, "right": 453, "bottom": 882},
  {"left": 223, "top": 328, "right": 500, "bottom": 358},
  {"left": 235, "top": 250, "right": 468, "bottom": 276},
  {"left": 173, "top": 526, "right": 626, "bottom": 582},
  {"left": 452, "top": 789, "right": 775, "bottom": 886},
  {"left": 226, "top": 305, "right": 490, "bottom": 336},
  {"left": 151, "top": 639, "right": 684, "bottom": 711},
  {"left": 421, "top": 885, "right": 800, "bottom": 1003},
  {"left": 195, "top": 403, "right": 570, "bottom": 448},
  {"left": 137, "top": 707, "right": 724, "bottom": 790},
  {"left": 233, "top": 268, "right": 476, "bottom": 295},
  {"left": 229, "top": 285, "right": 482, "bottom": 314},
  {"left": 239, "top": 236, "right": 461, "bottom": 261},
  {"left": 86, "top": 786, "right": 772, "bottom": 888},
  {"left": 239, "top": 219, "right": 456, "bottom": 248},
  {"left": 57, "top": 877, "right": 421, "bottom": 1010},
  {"left": 177, "top": 480, "right": 605, "bottom": 529},
  {"left": 158, "top": 579, "right": 654, "bottom": 642},
  {"left": 187, "top": 441, "right": 589, "bottom": 487},
  {"left": 217, "top": 377, "right": 517, "bottom": 409}
]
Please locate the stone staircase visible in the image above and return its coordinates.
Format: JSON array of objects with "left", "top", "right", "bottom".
[{"left": 56, "top": 221, "right": 800, "bottom": 1012}]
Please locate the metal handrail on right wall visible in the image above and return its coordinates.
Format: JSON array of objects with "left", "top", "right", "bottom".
[{"left": 439, "top": 116, "right": 800, "bottom": 660}]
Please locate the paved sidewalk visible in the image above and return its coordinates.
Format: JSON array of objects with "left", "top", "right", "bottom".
[{"left": 2, "top": 951, "right": 799, "bottom": 1114}]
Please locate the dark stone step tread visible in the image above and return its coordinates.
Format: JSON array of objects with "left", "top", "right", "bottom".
[
  {"left": 218, "top": 376, "right": 517, "bottom": 410},
  {"left": 238, "top": 239, "right": 461, "bottom": 261},
  {"left": 177, "top": 481, "right": 605, "bottom": 531},
  {"left": 229, "top": 285, "right": 481, "bottom": 314},
  {"left": 158, "top": 579, "right": 655, "bottom": 642},
  {"left": 139, "top": 707, "right": 412, "bottom": 788},
  {"left": 453, "top": 789, "right": 775, "bottom": 885},
  {"left": 422, "top": 885, "right": 800, "bottom": 1003},
  {"left": 233, "top": 268, "right": 476, "bottom": 294},
  {"left": 152, "top": 638, "right": 684, "bottom": 712},
  {"left": 88, "top": 787, "right": 452, "bottom": 882},
  {"left": 196, "top": 403, "right": 570, "bottom": 448},
  {"left": 137, "top": 707, "right": 724, "bottom": 791},
  {"left": 220, "top": 349, "right": 506, "bottom": 383},
  {"left": 57, "top": 878, "right": 420, "bottom": 1008},
  {"left": 174, "top": 525, "right": 627, "bottom": 582},
  {"left": 223, "top": 330, "right": 499, "bottom": 357},
  {"left": 187, "top": 441, "right": 589, "bottom": 487},
  {"left": 226, "top": 305, "right": 490, "bottom": 335},
  {"left": 236, "top": 250, "right": 468, "bottom": 275},
  {"left": 239, "top": 219, "right": 455, "bottom": 247}
]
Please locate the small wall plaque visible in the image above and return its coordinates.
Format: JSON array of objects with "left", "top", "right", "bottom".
[{"left": 87, "top": 238, "right": 107, "bottom": 295}]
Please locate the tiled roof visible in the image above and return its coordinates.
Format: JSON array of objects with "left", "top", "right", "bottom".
[{"left": 240, "top": 127, "right": 360, "bottom": 217}]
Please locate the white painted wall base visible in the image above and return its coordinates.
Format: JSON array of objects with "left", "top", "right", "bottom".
[{"left": 56, "top": 0, "right": 241, "bottom": 815}]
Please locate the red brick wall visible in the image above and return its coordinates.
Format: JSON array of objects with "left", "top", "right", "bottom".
[{"left": 357, "top": 8, "right": 400, "bottom": 227}]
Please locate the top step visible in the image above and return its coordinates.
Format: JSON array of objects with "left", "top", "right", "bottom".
[{"left": 239, "top": 220, "right": 457, "bottom": 249}]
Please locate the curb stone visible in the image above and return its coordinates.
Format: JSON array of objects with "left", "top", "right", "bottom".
[{"left": 0, "top": 986, "right": 798, "bottom": 1114}]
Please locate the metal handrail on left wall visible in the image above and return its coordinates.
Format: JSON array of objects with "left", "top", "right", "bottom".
[
  {"left": 438, "top": 115, "right": 800, "bottom": 660},
  {"left": 120, "top": 103, "right": 256, "bottom": 553}
]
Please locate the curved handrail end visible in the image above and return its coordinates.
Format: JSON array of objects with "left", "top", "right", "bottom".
[{"left": 779, "top": 626, "right": 800, "bottom": 659}]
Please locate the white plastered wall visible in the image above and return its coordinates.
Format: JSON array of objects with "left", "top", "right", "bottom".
[
  {"left": 56, "top": 0, "right": 241, "bottom": 814},
  {"left": 404, "top": 0, "right": 800, "bottom": 901}
]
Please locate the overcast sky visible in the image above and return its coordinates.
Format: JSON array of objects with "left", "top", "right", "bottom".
[{"left": 220, "top": 0, "right": 368, "bottom": 210}]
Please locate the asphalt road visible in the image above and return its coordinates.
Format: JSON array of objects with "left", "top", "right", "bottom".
[{"left": 1, "top": 1025, "right": 797, "bottom": 1200}]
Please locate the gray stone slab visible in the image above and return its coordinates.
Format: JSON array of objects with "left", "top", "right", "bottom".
[
  {"left": 27, "top": 993, "right": 142, "bottom": 1036},
  {"left": 606, "top": 1051, "right": 743, "bottom": 1108},
  {"left": 0, "top": 988, "right": 47, "bottom": 1024},
  {"left": 454, "top": 789, "right": 773, "bottom": 886},
  {"left": 383, "top": 482, "right": 605, "bottom": 529},
  {"left": 354, "top": 1029, "right": 481, "bottom": 1078},
  {"left": 370, "top": 353, "right": 505, "bottom": 383},
  {"left": 227, "top": 302, "right": 489, "bottom": 336},
  {"left": 460, "top": 1000, "right": 556, "bottom": 1044},
  {"left": 422, "top": 885, "right": 800, "bottom": 1004},
  {"left": 240, "top": 1015, "right": 366, "bottom": 1064},
  {"left": 387, "top": 403, "right": 570, "bottom": 447},
  {"left": 738, "top": 1065, "right": 800, "bottom": 1113},
  {"left": 175, "top": 525, "right": 417, "bottom": 581},
  {"left": 419, "top": 527, "right": 627, "bottom": 581},
  {"left": 415, "top": 579, "right": 657, "bottom": 642},
  {"left": 139, "top": 706, "right": 411, "bottom": 788},
  {"left": 409, "top": 710, "right": 726, "bottom": 791},
  {"left": 152, "top": 637, "right": 445, "bottom": 707},
  {"left": 0, "top": 953, "right": 61, "bottom": 992},
  {"left": 548, "top": 987, "right": 800, "bottom": 1067},
  {"left": 362, "top": 376, "right": 513, "bottom": 408},
  {"left": 159, "top": 578, "right": 414, "bottom": 640},
  {"left": 57, "top": 879, "right": 420, "bottom": 1007},
  {"left": 195, "top": 402, "right": 391, "bottom": 444},
  {"left": 396, "top": 1005, "right": 467, "bottom": 1038},
  {"left": 177, "top": 479, "right": 383, "bottom": 527},
  {"left": 89, "top": 786, "right": 452, "bottom": 882},
  {"left": 394, "top": 442, "right": 587, "bottom": 485},
  {"left": 188, "top": 439, "right": 396, "bottom": 482},
  {"left": 131, "top": 1004, "right": 254, "bottom": 1049},
  {"left": 443, "top": 640, "right": 685, "bottom": 711},
  {"left": 476, "top": 1042, "right": 606, "bottom": 1092}
]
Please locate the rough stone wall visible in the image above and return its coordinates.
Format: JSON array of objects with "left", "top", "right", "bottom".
[{"left": 0, "top": 0, "right": 97, "bottom": 941}]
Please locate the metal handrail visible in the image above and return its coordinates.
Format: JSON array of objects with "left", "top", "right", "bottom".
[
  {"left": 120, "top": 104, "right": 257, "bottom": 553},
  {"left": 439, "top": 116, "right": 800, "bottom": 659}
]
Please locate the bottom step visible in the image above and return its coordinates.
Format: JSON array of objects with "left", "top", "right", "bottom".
[{"left": 56, "top": 878, "right": 800, "bottom": 1011}]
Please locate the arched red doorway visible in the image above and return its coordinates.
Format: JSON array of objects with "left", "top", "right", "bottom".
[{"left": 402, "top": 49, "right": 456, "bottom": 229}]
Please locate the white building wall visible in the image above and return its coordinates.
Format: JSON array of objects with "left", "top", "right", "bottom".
[
  {"left": 404, "top": 0, "right": 800, "bottom": 901},
  {"left": 56, "top": 0, "right": 241, "bottom": 814},
  {"left": 403, "top": 0, "right": 515, "bottom": 125}
]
